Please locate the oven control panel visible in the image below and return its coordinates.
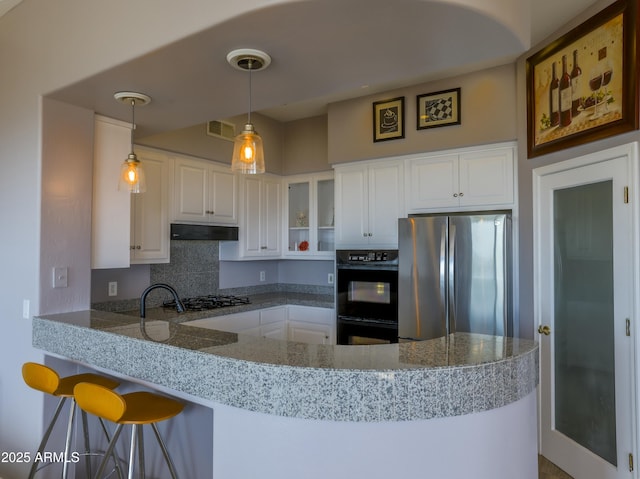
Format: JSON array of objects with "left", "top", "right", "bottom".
[
  {"left": 337, "top": 249, "right": 398, "bottom": 265},
  {"left": 349, "top": 251, "right": 388, "bottom": 262}
]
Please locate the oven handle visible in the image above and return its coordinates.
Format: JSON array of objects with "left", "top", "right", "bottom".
[{"left": 337, "top": 316, "right": 398, "bottom": 327}]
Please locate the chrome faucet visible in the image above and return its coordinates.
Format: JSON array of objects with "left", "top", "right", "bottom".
[{"left": 140, "top": 283, "right": 185, "bottom": 318}]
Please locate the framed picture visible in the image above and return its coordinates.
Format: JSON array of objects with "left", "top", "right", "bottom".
[
  {"left": 526, "top": 0, "right": 639, "bottom": 158},
  {"left": 373, "top": 96, "right": 405, "bottom": 142},
  {"left": 417, "top": 88, "right": 461, "bottom": 129}
]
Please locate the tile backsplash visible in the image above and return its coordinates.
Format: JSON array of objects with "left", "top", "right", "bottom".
[{"left": 92, "top": 240, "right": 334, "bottom": 312}]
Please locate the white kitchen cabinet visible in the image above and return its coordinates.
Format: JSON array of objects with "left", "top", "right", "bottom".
[
  {"left": 287, "top": 305, "right": 335, "bottom": 345},
  {"left": 185, "top": 310, "right": 261, "bottom": 333},
  {"left": 91, "top": 115, "right": 132, "bottom": 269},
  {"left": 173, "top": 155, "right": 238, "bottom": 225},
  {"left": 283, "top": 171, "right": 334, "bottom": 258},
  {"left": 221, "top": 175, "right": 282, "bottom": 259},
  {"left": 405, "top": 143, "right": 515, "bottom": 212},
  {"left": 130, "top": 147, "right": 171, "bottom": 264},
  {"left": 183, "top": 306, "right": 288, "bottom": 339},
  {"left": 334, "top": 160, "right": 403, "bottom": 248}
]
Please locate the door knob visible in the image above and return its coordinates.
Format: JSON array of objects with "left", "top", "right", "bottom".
[{"left": 538, "top": 325, "right": 551, "bottom": 336}]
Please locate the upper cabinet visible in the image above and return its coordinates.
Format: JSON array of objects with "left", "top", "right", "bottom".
[
  {"left": 283, "top": 171, "right": 334, "bottom": 258},
  {"left": 405, "top": 143, "right": 515, "bottom": 212},
  {"left": 334, "top": 159, "right": 403, "bottom": 248},
  {"left": 173, "top": 155, "right": 238, "bottom": 225},
  {"left": 92, "top": 116, "right": 172, "bottom": 268},
  {"left": 130, "top": 147, "right": 171, "bottom": 264},
  {"left": 92, "top": 115, "right": 132, "bottom": 269},
  {"left": 220, "top": 174, "right": 282, "bottom": 259}
]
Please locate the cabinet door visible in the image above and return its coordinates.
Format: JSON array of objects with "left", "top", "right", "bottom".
[
  {"left": 241, "top": 176, "right": 281, "bottom": 257},
  {"left": 262, "top": 177, "right": 282, "bottom": 255},
  {"left": 242, "top": 176, "right": 262, "bottom": 255},
  {"left": 131, "top": 150, "right": 170, "bottom": 263},
  {"left": 91, "top": 116, "right": 131, "bottom": 269},
  {"left": 368, "top": 162, "right": 403, "bottom": 247},
  {"left": 406, "top": 154, "right": 459, "bottom": 211},
  {"left": 261, "top": 322, "right": 287, "bottom": 340},
  {"left": 173, "top": 157, "right": 209, "bottom": 222},
  {"left": 458, "top": 147, "right": 514, "bottom": 206},
  {"left": 288, "top": 321, "right": 332, "bottom": 345},
  {"left": 209, "top": 167, "right": 238, "bottom": 224},
  {"left": 334, "top": 166, "right": 368, "bottom": 246}
]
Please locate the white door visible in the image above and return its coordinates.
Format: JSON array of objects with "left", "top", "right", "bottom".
[{"left": 534, "top": 151, "right": 635, "bottom": 479}]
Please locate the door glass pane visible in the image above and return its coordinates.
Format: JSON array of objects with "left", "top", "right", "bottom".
[
  {"left": 317, "top": 179, "right": 334, "bottom": 252},
  {"left": 553, "top": 180, "right": 616, "bottom": 465},
  {"left": 288, "top": 182, "right": 309, "bottom": 251}
]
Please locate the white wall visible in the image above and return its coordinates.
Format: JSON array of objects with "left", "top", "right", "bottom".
[{"left": 0, "top": 1, "right": 294, "bottom": 476}]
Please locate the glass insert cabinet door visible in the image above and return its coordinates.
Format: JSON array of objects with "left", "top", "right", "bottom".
[
  {"left": 535, "top": 152, "right": 635, "bottom": 479},
  {"left": 285, "top": 174, "right": 334, "bottom": 256}
]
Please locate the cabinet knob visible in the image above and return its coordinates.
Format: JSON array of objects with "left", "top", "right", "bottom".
[
  {"left": 453, "top": 193, "right": 458, "bottom": 198},
  {"left": 261, "top": 246, "right": 268, "bottom": 250},
  {"left": 363, "top": 233, "right": 368, "bottom": 238},
  {"left": 136, "top": 245, "right": 141, "bottom": 250},
  {"left": 459, "top": 192, "right": 464, "bottom": 197},
  {"left": 368, "top": 233, "right": 373, "bottom": 237},
  {"left": 130, "top": 245, "right": 135, "bottom": 250}
]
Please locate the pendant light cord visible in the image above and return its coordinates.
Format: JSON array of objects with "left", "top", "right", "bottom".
[
  {"left": 130, "top": 98, "right": 136, "bottom": 153},
  {"left": 247, "top": 59, "right": 253, "bottom": 125}
]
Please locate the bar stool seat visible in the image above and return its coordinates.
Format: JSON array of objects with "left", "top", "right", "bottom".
[
  {"left": 74, "top": 382, "right": 184, "bottom": 479},
  {"left": 22, "top": 362, "right": 123, "bottom": 479}
]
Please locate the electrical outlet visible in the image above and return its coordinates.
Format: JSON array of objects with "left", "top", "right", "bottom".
[
  {"left": 260, "top": 271, "right": 266, "bottom": 282},
  {"left": 108, "top": 281, "right": 118, "bottom": 297},
  {"left": 327, "top": 273, "right": 334, "bottom": 285},
  {"left": 22, "top": 299, "right": 30, "bottom": 319}
]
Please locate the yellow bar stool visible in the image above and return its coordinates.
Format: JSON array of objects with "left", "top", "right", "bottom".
[
  {"left": 74, "top": 382, "right": 184, "bottom": 479},
  {"left": 22, "top": 362, "right": 124, "bottom": 479}
]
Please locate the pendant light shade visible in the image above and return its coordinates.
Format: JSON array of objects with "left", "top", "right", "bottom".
[
  {"left": 227, "top": 49, "right": 271, "bottom": 174},
  {"left": 232, "top": 123, "right": 265, "bottom": 174},
  {"left": 114, "top": 91, "right": 151, "bottom": 193}
]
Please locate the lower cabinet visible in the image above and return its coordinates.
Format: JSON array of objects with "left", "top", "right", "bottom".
[
  {"left": 287, "top": 305, "right": 335, "bottom": 345},
  {"left": 184, "top": 305, "right": 335, "bottom": 344}
]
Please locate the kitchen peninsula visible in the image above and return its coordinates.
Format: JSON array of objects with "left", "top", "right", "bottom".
[{"left": 33, "top": 305, "right": 539, "bottom": 479}]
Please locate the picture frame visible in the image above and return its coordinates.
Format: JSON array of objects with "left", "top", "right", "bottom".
[
  {"left": 526, "top": 0, "right": 639, "bottom": 158},
  {"left": 416, "top": 88, "right": 461, "bottom": 129},
  {"left": 373, "top": 96, "right": 405, "bottom": 142}
]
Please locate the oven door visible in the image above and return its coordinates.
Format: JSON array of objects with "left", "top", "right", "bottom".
[
  {"left": 337, "top": 316, "right": 398, "bottom": 345},
  {"left": 336, "top": 266, "right": 398, "bottom": 323}
]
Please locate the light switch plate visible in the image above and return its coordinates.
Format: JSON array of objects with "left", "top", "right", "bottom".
[{"left": 53, "top": 267, "right": 68, "bottom": 288}]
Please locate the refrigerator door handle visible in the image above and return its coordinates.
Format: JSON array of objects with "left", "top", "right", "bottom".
[
  {"left": 448, "top": 222, "right": 456, "bottom": 335},
  {"left": 439, "top": 225, "right": 447, "bottom": 331}
]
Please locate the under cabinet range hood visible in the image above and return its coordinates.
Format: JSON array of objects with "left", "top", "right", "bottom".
[{"left": 170, "top": 223, "right": 238, "bottom": 241}]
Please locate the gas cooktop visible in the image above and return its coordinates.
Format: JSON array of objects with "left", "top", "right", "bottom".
[{"left": 163, "top": 294, "right": 251, "bottom": 312}]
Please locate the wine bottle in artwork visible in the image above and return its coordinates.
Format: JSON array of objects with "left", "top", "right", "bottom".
[
  {"left": 560, "top": 54, "right": 572, "bottom": 127},
  {"left": 571, "top": 49, "right": 582, "bottom": 116},
  {"left": 549, "top": 61, "right": 560, "bottom": 127}
]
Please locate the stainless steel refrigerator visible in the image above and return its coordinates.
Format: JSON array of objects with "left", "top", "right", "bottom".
[{"left": 398, "top": 212, "right": 512, "bottom": 340}]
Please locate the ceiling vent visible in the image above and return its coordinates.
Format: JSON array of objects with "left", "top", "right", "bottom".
[{"left": 206, "top": 120, "right": 235, "bottom": 141}]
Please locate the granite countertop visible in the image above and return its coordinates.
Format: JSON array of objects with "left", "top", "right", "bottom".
[{"left": 33, "top": 303, "right": 538, "bottom": 422}]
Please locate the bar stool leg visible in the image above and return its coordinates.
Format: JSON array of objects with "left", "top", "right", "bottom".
[
  {"left": 137, "top": 426, "right": 145, "bottom": 479},
  {"left": 127, "top": 425, "right": 138, "bottom": 479},
  {"left": 151, "top": 423, "right": 180, "bottom": 479},
  {"left": 97, "top": 418, "right": 125, "bottom": 479},
  {"left": 94, "top": 424, "right": 124, "bottom": 479},
  {"left": 61, "top": 399, "right": 76, "bottom": 479},
  {"left": 28, "top": 397, "right": 67, "bottom": 479},
  {"left": 80, "top": 409, "right": 93, "bottom": 479}
]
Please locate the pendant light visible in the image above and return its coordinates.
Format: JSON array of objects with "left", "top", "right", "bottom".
[
  {"left": 227, "top": 49, "right": 271, "bottom": 174},
  {"left": 114, "top": 91, "right": 151, "bottom": 193}
]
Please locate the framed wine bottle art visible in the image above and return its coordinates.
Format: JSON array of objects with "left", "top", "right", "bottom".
[{"left": 526, "top": 0, "right": 639, "bottom": 158}]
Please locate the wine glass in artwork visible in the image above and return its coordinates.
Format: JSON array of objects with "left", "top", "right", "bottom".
[
  {"left": 588, "top": 63, "right": 603, "bottom": 120},
  {"left": 600, "top": 56, "right": 613, "bottom": 113}
]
